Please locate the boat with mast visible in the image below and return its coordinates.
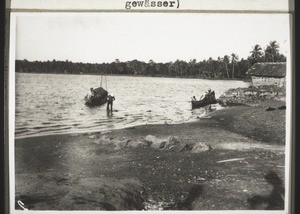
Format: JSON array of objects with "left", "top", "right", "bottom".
[{"left": 84, "top": 75, "right": 108, "bottom": 106}]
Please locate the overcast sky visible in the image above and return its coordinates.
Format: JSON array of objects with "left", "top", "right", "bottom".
[{"left": 16, "top": 13, "right": 290, "bottom": 63}]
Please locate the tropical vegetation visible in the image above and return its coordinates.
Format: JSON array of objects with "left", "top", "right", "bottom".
[{"left": 15, "top": 41, "right": 286, "bottom": 79}]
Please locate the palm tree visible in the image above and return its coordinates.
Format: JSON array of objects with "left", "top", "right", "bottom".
[
  {"left": 250, "top": 44, "right": 263, "bottom": 63},
  {"left": 188, "top": 59, "right": 197, "bottom": 76},
  {"left": 148, "top": 59, "right": 155, "bottom": 76},
  {"left": 223, "top": 55, "right": 230, "bottom": 78},
  {"left": 267, "top": 41, "right": 279, "bottom": 62},
  {"left": 168, "top": 61, "right": 175, "bottom": 77},
  {"left": 216, "top": 57, "right": 224, "bottom": 78},
  {"left": 231, "top": 53, "right": 239, "bottom": 79}
]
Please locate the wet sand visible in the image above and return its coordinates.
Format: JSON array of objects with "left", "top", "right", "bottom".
[{"left": 15, "top": 103, "right": 286, "bottom": 210}]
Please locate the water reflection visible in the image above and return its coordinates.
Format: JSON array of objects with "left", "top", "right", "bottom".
[
  {"left": 106, "top": 110, "right": 113, "bottom": 118},
  {"left": 15, "top": 73, "right": 249, "bottom": 138}
]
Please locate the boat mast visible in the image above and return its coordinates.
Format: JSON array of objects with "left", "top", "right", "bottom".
[{"left": 100, "top": 71, "right": 108, "bottom": 91}]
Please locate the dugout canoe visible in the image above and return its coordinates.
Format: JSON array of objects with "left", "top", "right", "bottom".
[{"left": 191, "top": 99, "right": 217, "bottom": 109}]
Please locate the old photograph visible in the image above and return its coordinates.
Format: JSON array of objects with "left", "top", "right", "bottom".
[{"left": 10, "top": 12, "right": 291, "bottom": 212}]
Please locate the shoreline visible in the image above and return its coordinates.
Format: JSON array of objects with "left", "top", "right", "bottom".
[
  {"left": 15, "top": 99, "right": 286, "bottom": 144},
  {"left": 14, "top": 119, "right": 199, "bottom": 140},
  {"left": 14, "top": 101, "right": 287, "bottom": 210},
  {"left": 16, "top": 71, "right": 250, "bottom": 81}
]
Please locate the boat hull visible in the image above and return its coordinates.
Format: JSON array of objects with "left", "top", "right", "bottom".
[
  {"left": 85, "top": 96, "right": 107, "bottom": 106},
  {"left": 191, "top": 99, "right": 217, "bottom": 109},
  {"left": 85, "top": 87, "right": 108, "bottom": 106}
]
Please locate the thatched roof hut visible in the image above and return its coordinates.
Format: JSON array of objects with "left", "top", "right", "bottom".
[
  {"left": 246, "top": 62, "right": 286, "bottom": 87},
  {"left": 246, "top": 62, "right": 286, "bottom": 78}
]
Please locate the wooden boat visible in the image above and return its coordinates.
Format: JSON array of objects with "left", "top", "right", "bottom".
[
  {"left": 85, "top": 87, "right": 108, "bottom": 106},
  {"left": 191, "top": 99, "right": 217, "bottom": 109},
  {"left": 191, "top": 91, "right": 217, "bottom": 109}
]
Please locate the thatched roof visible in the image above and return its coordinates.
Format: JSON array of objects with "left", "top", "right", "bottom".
[{"left": 246, "top": 62, "right": 286, "bottom": 78}]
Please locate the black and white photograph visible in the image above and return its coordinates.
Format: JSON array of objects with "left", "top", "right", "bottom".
[{"left": 9, "top": 3, "right": 292, "bottom": 212}]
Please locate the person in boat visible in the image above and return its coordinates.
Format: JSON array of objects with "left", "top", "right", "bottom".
[
  {"left": 88, "top": 88, "right": 95, "bottom": 98},
  {"left": 192, "top": 96, "right": 197, "bottom": 101},
  {"left": 211, "top": 91, "right": 216, "bottom": 100},
  {"left": 200, "top": 89, "right": 210, "bottom": 101},
  {"left": 207, "top": 89, "right": 212, "bottom": 96},
  {"left": 107, "top": 93, "right": 115, "bottom": 111},
  {"left": 202, "top": 89, "right": 215, "bottom": 101}
]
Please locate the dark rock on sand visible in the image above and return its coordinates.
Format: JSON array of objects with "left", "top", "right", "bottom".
[
  {"left": 278, "top": 105, "right": 286, "bottom": 110},
  {"left": 191, "top": 142, "right": 212, "bottom": 153}
]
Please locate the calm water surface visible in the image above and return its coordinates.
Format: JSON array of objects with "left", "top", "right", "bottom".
[{"left": 15, "top": 73, "right": 249, "bottom": 138}]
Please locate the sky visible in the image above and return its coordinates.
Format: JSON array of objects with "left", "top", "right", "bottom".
[{"left": 15, "top": 13, "right": 290, "bottom": 63}]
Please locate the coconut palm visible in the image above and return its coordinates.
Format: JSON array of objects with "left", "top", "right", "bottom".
[
  {"left": 148, "top": 59, "right": 155, "bottom": 76},
  {"left": 188, "top": 59, "right": 197, "bottom": 76},
  {"left": 223, "top": 55, "right": 230, "bottom": 78},
  {"left": 266, "top": 41, "right": 279, "bottom": 62},
  {"left": 168, "top": 61, "right": 175, "bottom": 77},
  {"left": 231, "top": 53, "right": 239, "bottom": 79},
  {"left": 250, "top": 44, "right": 263, "bottom": 63}
]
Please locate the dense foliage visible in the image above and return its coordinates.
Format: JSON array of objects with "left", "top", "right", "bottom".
[{"left": 16, "top": 41, "right": 286, "bottom": 79}]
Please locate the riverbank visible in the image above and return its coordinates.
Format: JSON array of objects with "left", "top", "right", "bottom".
[
  {"left": 16, "top": 71, "right": 249, "bottom": 81},
  {"left": 15, "top": 100, "right": 286, "bottom": 210}
]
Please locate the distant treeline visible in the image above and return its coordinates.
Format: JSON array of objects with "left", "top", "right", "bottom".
[{"left": 16, "top": 41, "right": 286, "bottom": 79}]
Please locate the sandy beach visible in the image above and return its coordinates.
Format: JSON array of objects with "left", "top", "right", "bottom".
[{"left": 15, "top": 101, "right": 286, "bottom": 210}]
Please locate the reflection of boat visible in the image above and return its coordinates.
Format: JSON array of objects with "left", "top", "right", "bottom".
[
  {"left": 191, "top": 91, "right": 217, "bottom": 109},
  {"left": 85, "top": 87, "right": 108, "bottom": 106}
]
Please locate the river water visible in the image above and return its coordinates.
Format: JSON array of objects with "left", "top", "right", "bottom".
[{"left": 15, "top": 73, "right": 249, "bottom": 138}]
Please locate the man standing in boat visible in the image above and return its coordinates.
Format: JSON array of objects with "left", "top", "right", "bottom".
[{"left": 107, "top": 93, "right": 115, "bottom": 111}]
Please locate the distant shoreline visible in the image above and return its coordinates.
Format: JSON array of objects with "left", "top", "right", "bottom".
[{"left": 15, "top": 71, "right": 250, "bottom": 82}]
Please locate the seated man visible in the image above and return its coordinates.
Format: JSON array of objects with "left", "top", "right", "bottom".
[
  {"left": 206, "top": 89, "right": 212, "bottom": 96},
  {"left": 203, "top": 89, "right": 214, "bottom": 101},
  {"left": 211, "top": 91, "right": 216, "bottom": 100},
  {"left": 87, "top": 88, "right": 95, "bottom": 98}
]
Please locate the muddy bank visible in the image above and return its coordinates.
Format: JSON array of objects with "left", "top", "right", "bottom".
[
  {"left": 210, "top": 104, "right": 286, "bottom": 144},
  {"left": 15, "top": 104, "right": 286, "bottom": 210},
  {"left": 216, "top": 86, "right": 286, "bottom": 144}
]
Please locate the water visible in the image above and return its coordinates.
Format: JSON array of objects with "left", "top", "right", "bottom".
[{"left": 15, "top": 73, "right": 249, "bottom": 138}]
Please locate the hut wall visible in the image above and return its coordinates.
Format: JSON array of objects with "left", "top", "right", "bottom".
[{"left": 251, "top": 76, "right": 286, "bottom": 87}]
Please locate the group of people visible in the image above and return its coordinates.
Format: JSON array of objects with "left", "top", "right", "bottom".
[{"left": 192, "top": 89, "right": 215, "bottom": 101}]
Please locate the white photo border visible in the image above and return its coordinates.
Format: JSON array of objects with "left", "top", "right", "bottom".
[{"left": 8, "top": 2, "right": 294, "bottom": 213}]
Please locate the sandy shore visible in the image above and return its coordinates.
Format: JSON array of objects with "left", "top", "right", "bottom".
[{"left": 15, "top": 101, "right": 286, "bottom": 210}]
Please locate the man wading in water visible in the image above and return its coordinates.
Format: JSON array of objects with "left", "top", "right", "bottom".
[{"left": 107, "top": 93, "right": 115, "bottom": 111}]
